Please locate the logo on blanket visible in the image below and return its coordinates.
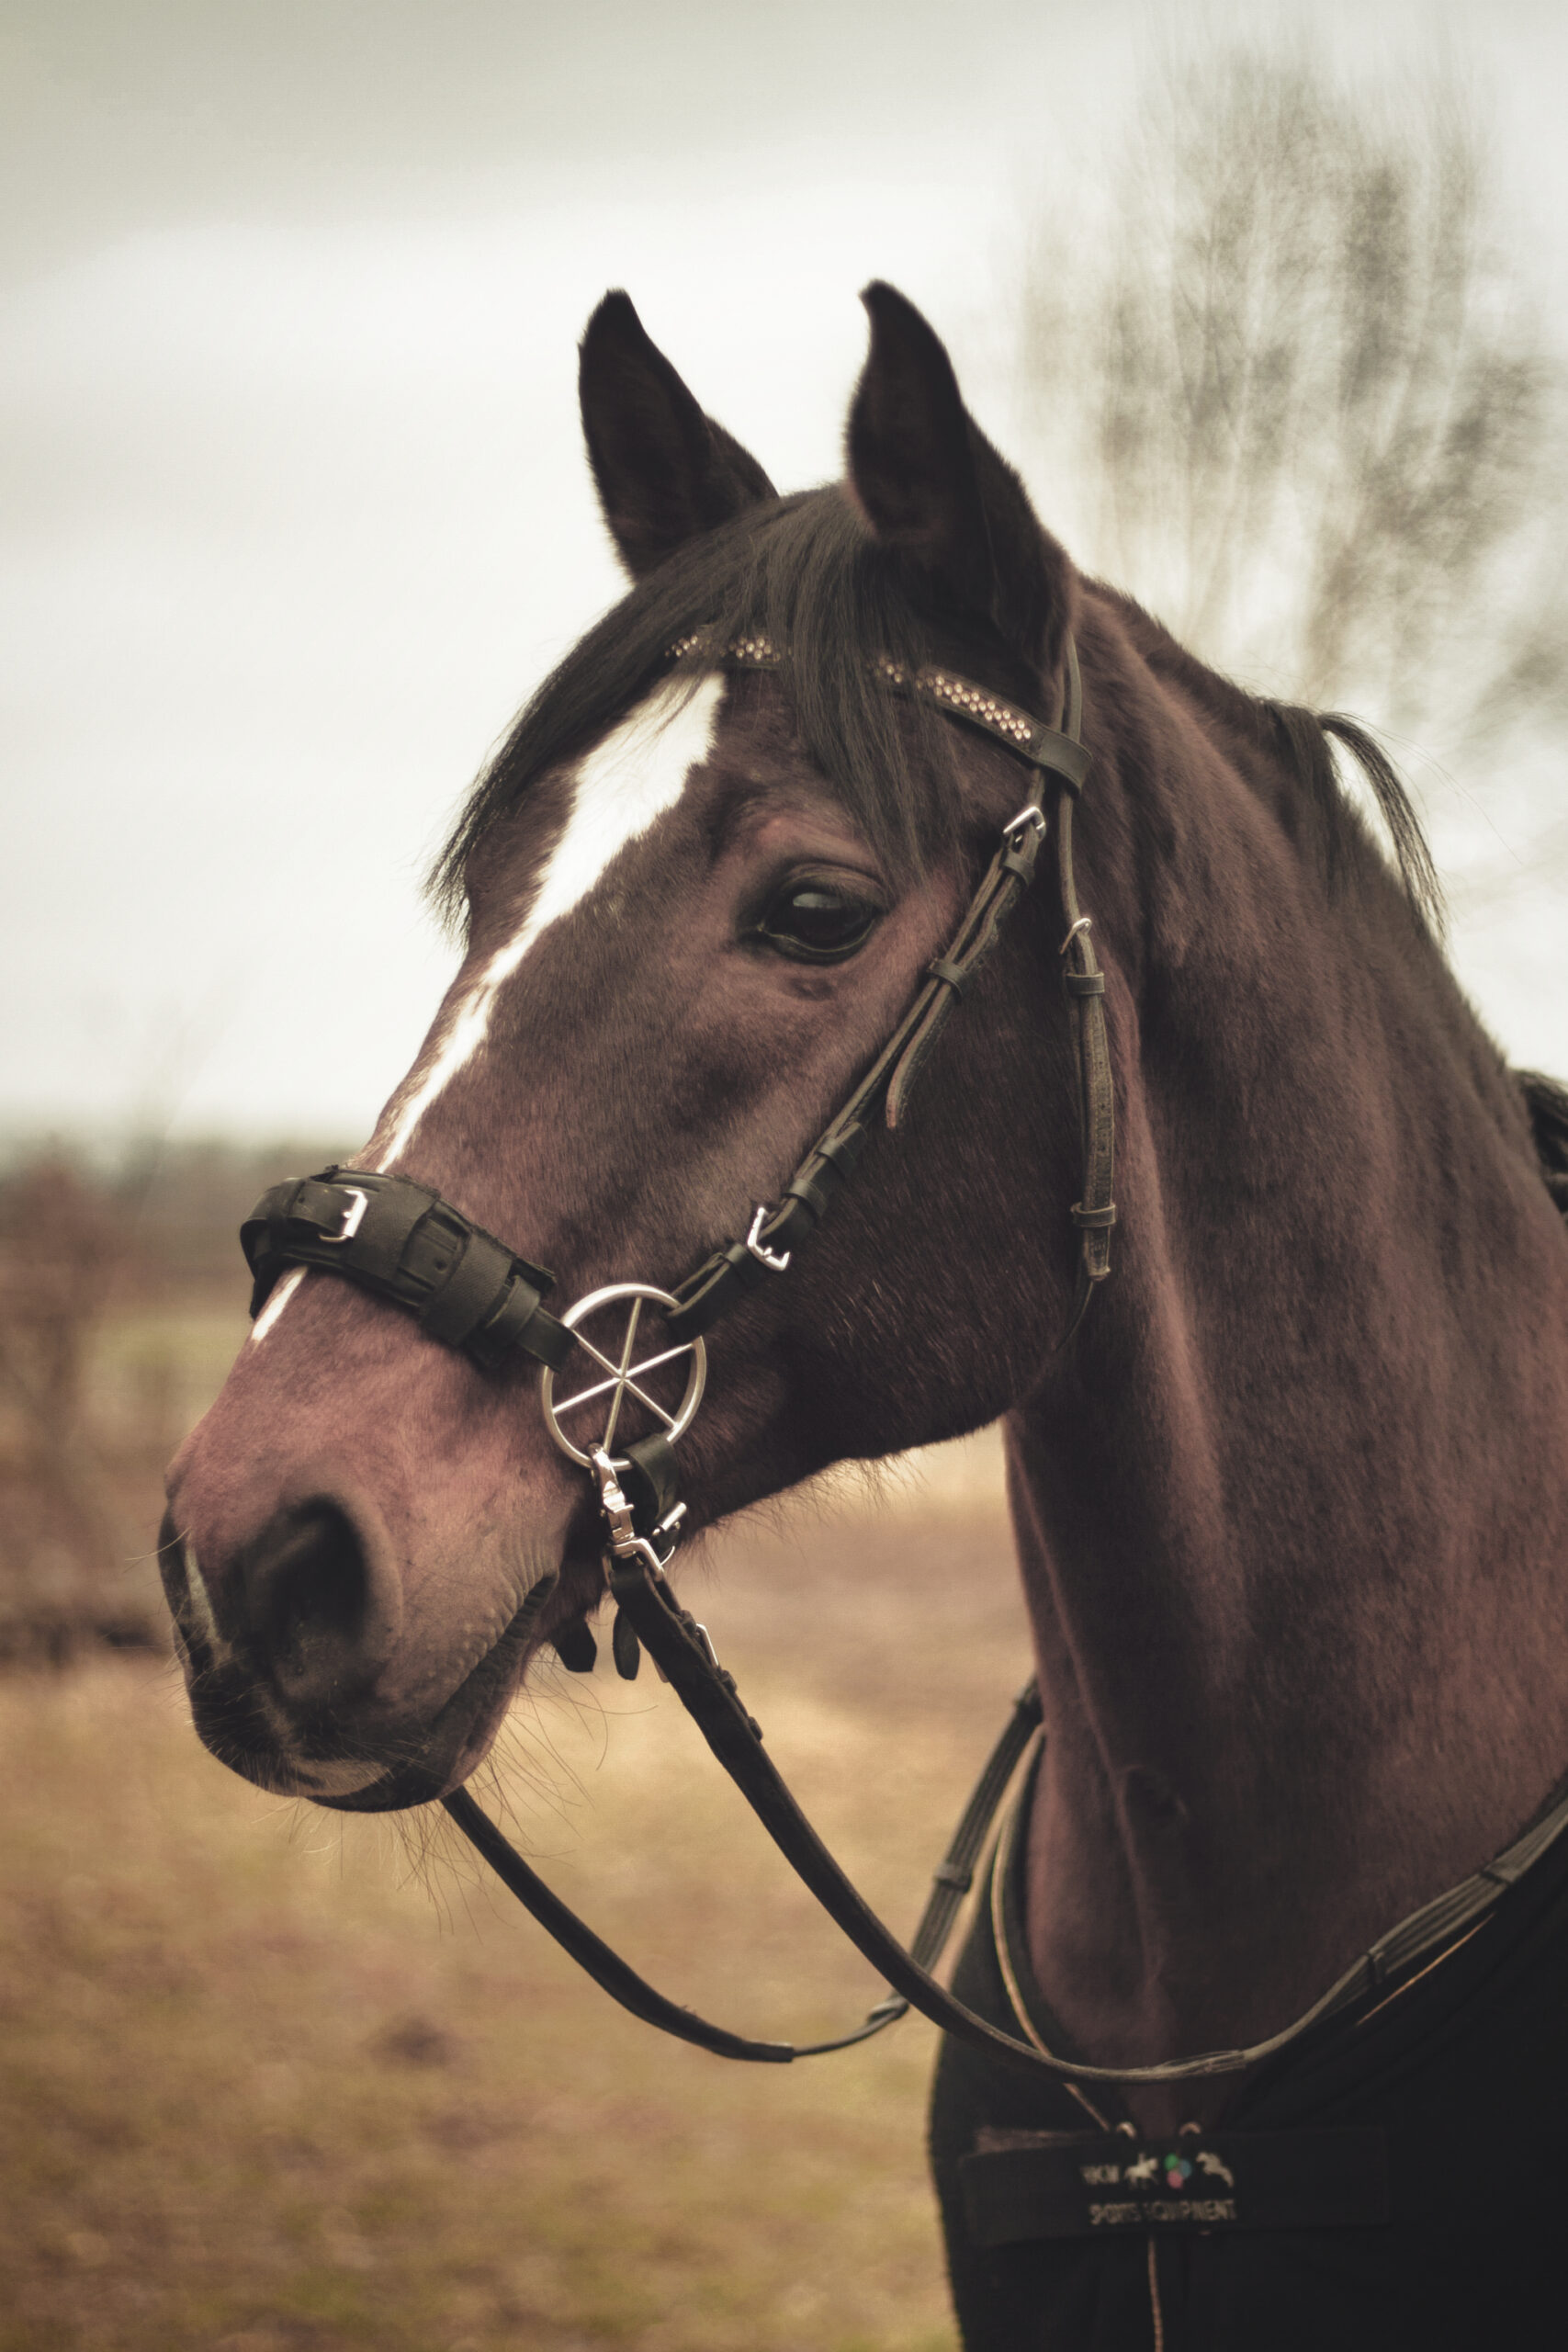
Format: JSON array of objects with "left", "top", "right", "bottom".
[
  {"left": 958, "top": 2122, "right": 1390, "bottom": 2245},
  {"left": 1078, "top": 2147, "right": 1236, "bottom": 2193},
  {"left": 1077, "top": 2143, "right": 1239, "bottom": 2226}
]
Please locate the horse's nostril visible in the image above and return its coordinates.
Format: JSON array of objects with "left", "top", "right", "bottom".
[{"left": 243, "top": 1498, "right": 393, "bottom": 1713}]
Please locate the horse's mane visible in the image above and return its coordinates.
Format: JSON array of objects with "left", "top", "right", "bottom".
[
  {"left": 1518, "top": 1069, "right": 1568, "bottom": 1219},
  {"left": 1271, "top": 693, "right": 1568, "bottom": 1220},
  {"left": 1105, "top": 588, "right": 1442, "bottom": 938},
  {"left": 1267, "top": 702, "right": 1444, "bottom": 936},
  {"left": 432, "top": 489, "right": 968, "bottom": 926}
]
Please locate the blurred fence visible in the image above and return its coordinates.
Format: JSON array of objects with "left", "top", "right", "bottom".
[{"left": 0, "top": 1141, "right": 346, "bottom": 1666}]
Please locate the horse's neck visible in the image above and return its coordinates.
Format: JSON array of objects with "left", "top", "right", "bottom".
[{"left": 1007, "top": 662, "right": 1568, "bottom": 2119}]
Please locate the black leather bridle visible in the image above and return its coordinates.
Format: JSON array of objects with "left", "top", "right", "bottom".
[{"left": 241, "top": 639, "right": 1560, "bottom": 2085}]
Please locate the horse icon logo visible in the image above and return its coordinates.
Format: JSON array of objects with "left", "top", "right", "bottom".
[
  {"left": 1196, "top": 2150, "right": 1236, "bottom": 2189},
  {"left": 1123, "top": 2154, "right": 1157, "bottom": 2188}
]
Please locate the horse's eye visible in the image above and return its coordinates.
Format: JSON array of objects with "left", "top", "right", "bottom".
[{"left": 754, "top": 883, "right": 881, "bottom": 963}]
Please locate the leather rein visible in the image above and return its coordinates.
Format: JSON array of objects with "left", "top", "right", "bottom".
[{"left": 240, "top": 637, "right": 1564, "bottom": 2086}]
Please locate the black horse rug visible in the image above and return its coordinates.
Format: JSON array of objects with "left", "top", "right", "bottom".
[{"left": 931, "top": 1764, "right": 1568, "bottom": 2351}]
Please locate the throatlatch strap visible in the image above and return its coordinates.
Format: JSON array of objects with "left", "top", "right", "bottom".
[{"left": 240, "top": 1167, "right": 572, "bottom": 1372}]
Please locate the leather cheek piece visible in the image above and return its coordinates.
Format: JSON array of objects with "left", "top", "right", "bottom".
[
  {"left": 663, "top": 1238, "right": 773, "bottom": 1340},
  {"left": 663, "top": 1122, "right": 874, "bottom": 1340}
]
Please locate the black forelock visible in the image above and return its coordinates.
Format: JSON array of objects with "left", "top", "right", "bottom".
[{"left": 430, "top": 489, "right": 985, "bottom": 927}]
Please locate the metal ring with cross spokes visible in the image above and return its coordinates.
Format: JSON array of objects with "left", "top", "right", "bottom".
[{"left": 539, "top": 1282, "right": 707, "bottom": 1470}]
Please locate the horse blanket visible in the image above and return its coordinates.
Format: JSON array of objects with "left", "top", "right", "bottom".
[{"left": 931, "top": 1771, "right": 1568, "bottom": 2350}]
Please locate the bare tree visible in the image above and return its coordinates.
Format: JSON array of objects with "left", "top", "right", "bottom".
[{"left": 1015, "top": 49, "right": 1568, "bottom": 775}]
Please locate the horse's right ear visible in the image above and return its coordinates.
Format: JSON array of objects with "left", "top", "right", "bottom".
[{"left": 579, "top": 292, "right": 777, "bottom": 580}]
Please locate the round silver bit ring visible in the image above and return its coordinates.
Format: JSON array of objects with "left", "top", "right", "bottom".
[{"left": 539, "top": 1282, "right": 706, "bottom": 1469}]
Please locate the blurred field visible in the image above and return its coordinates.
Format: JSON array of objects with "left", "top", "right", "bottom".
[{"left": 0, "top": 1171, "right": 1026, "bottom": 2352}]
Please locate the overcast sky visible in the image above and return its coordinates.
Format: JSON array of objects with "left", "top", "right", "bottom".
[{"left": 5, "top": 0, "right": 1568, "bottom": 1146}]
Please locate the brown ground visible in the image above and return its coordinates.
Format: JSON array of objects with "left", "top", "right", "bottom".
[{"left": 0, "top": 1281, "right": 1024, "bottom": 2352}]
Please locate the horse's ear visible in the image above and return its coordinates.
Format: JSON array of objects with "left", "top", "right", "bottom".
[
  {"left": 579, "top": 291, "right": 777, "bottom": 580},
  {"left": 847, "top": 281, "right": 1067, "bottom": 673}
]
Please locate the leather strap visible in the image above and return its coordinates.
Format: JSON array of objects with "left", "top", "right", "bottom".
[
  {"left": 666, "top": 800, "right": 1055, "bottom": 1339},
  {"left": 986, "top": 1725, "right": 1568, "bottom": 2081},
  {"left": 441, "top": 1668, "right": 1043, "bottom": 2065},
  {"left": 879, "top": 655, "right": 1092, "bottom": 794},
  {"left": 1051, "top": 642, "right": 1115, "bottom": 1344},
  {"left": 241, "top": 1167, "right": 572, "bottom": 1372},
  {"left": 681, "top": 628, "right": 1091, "bottom": 795},
  {"left": 448, "top": 1555, "right": 1568, "bottom": 2083}
]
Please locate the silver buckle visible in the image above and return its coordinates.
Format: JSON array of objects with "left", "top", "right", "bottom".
[
  {"left": 318, "top": 1186, "right": 370, "bottom": 1244},
  {"left": 745, "top": 1204, "right": 792, "bottom": 1274}
]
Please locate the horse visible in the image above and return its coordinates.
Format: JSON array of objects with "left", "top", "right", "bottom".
[{"left": 160, "top": 283, "right": 1568, "bottom": 2349}]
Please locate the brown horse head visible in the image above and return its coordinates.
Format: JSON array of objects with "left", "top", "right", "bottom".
[{"left": 161, "top": 284, "right": 1086, "bottom": 1809}]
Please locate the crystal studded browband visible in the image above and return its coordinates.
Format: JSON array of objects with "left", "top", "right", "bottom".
[{"left": 666, "top": 632, "right": 1077, "bottom": 783}]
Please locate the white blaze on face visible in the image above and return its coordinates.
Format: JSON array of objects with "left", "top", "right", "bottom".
[
  {"left": 377, "top": 672, "right": 726, "bottom": 1170},
  {"left": 251, "top": 1263, "right": 306, "bottom": 1344},
  {"left": 248, "top": 673, "right": 725, "bottom": 1348}
]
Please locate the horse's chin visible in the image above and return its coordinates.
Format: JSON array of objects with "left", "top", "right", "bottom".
[{"left": 175, "top": 1577, "right": 549, "bottom": 1814}]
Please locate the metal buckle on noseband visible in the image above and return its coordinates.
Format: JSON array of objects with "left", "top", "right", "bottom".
[
  {"left": 316, "top": 1186, "right": 370, "bottom": 1245},
  {"left": 239, "top": 1166, "right": 573, "bottom": 1372}
]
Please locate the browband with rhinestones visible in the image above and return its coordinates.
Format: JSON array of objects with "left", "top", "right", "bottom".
[{"left": 667, "top": 632, "right": 1084, "bottom": 789}]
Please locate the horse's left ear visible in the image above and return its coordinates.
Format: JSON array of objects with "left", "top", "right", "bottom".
[
  {"left": 847, "top": 282, "right": 1070, "bottom": 675},
  {"left": 580, "top": 291, "right": 777, "bottom": 579}
]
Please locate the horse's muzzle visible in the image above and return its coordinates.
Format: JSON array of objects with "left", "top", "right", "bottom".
[{"left": 156, "top": 1485, "right": 537, "bottom": 1810}]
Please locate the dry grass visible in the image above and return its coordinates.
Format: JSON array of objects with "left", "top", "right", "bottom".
[{"left": 0, "top": 1426, "right": 1024, "bottom": 2352}]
